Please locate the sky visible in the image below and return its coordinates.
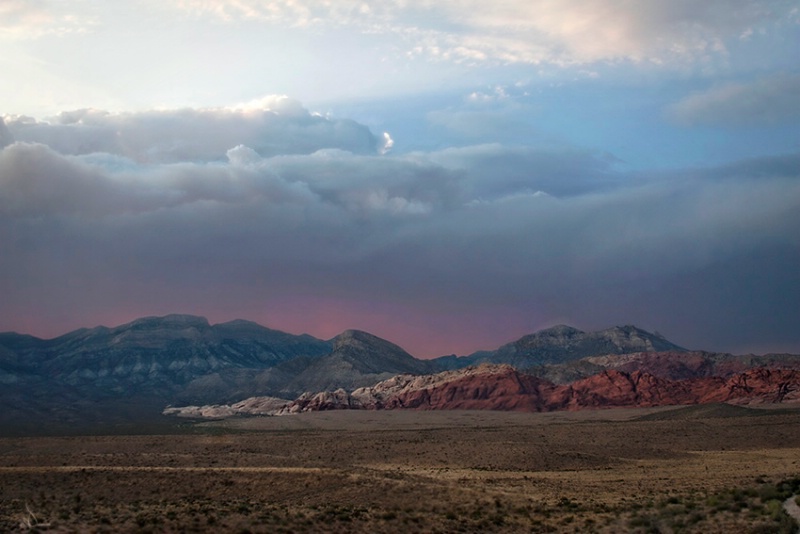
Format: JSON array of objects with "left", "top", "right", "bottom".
[{"left": 1, "top": 0, "right": 799, "bottom": 357}]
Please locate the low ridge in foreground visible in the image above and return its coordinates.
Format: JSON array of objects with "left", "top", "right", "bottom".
[{"left": 167, "top": 362, "right": 800, "bottom": 418}]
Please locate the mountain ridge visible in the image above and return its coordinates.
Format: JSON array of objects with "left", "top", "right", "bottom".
[{"left": 3, "top": 314, "right": 798, "bottom": 430}]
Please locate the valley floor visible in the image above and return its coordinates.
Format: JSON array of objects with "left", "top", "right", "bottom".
[{"left": 1, "top": 405, "right": 800, "bottom": 532}]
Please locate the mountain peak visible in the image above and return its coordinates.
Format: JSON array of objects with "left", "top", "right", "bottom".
[
  {"left": 333, "top": 329, "right": 397, "bottom": 351},
  {"left": 595, "top": 325, "right": 685, "bottom": 352},
  {"left": 543, "top": 324, "right": 583, "bottom": 333},
  {"left": 122, "top": 314, "right": 211, "bottom": 330},
  {"left": 328, "top": 329, "right": 430, "bottom": 375},
  {"left": 474, "top": 323, "right": 686, "bottom": 369},
  {"left": 531, "top": 324, "right": 584, "bottom": 338}
]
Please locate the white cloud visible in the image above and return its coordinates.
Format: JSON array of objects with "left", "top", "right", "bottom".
[
  {"left": 170, "top": 0, "right": 796, "bottom": 66},
  {"left": 4, "top": 97, "right": 382, "bottom": 163},
  {"left": 667, "top": 73, "right": 800, "bottom": 126},
  {"left": 0, "top": 0, "right": 95, "bottom": 39},
  {"left": 226, "top": 144, "right": 262, "bottom": 166},
  {"left": 380, "top": 132, "right": 394, "bottom": 155}
]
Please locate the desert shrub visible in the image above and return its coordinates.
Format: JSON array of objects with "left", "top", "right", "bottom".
[
  {"left": 750, "top": 525, "right": 779, "bottom": 534},
  {"left": 557, "top": 497, "right": 579, "bottom": 511},
  {"left": 685, "top": 511, "right": 703, "bottom": 526},
  {"left": 764, "top": 499, "right": 783, "bottom": 518},
  {"left": 776, "top": 478, "right": 800, "bottom": 499},
  {"left": 490, "top": 512, "right": 505, "bottom": 525},
  {"left": 777, "top": 514, "right": 799, "bottom": 534},
  {"left": 664, "top": 504, "right": 687, "bottom": 517},
  {"left": 514, "top": 505, "right": 529, "bottom": 516},
  {"left": 757, "top": 484, "right": 782, "bottom": 502},
  {"left": 627, "top": 514, "right": 664, "bottom": 533}
]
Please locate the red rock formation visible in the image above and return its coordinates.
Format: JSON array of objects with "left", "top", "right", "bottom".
[
  {"left": 275, "top": 364, "right": 800, "bottom": 415},
  {"left": 704, "top": 368, "right": 800, "bottom": 404},
  {"left": 584, "top": 351, "right": 800, "bottom": 381},
  {"left": 383, "top": 369, "right": 550, "bottom": 412}
]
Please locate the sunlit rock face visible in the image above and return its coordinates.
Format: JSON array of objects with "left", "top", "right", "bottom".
[{"left": 271, "top": 364, "right": 800, "bottom": 416}]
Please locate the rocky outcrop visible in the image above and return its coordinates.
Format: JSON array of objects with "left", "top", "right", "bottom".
[
  {"left": 266, "top": 364, "right": 800, "bottom": 416},
  {"left": 163, "top": 396, "right": 291, "bottom": 418},
  {"left": 581, "top": 351, "right": 800, "bottom": 382},
  {"left": 710, "top": 368, "right": 800, "bottom": 404}
]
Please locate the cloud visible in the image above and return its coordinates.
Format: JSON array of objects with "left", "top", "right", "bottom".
[
  {"left": 0, "top": 143, "right": 126, "bottom": 217},
  {"left": 427, "top": 85, "right": 539, "bottom": 142},
  {"left": 0, "top": 0, "right": 94, "bottom": 39},
  {"left": 667, "top": 73, "right": 800, "bottom": 126},
  {"left": 4, "top": 96, "right": 382, "bottom": 163},
  {"left": 0, "top": 118, "right": 13, "bottom": 148},
  {"left": 439, "top": 0, "right": 787, "bottom": 64},
  {"left": 2, "top": 101, "right": 799, "bottom": 354},
  {"left": 171, "top": 0, "right": 796, "bottom": 66}
]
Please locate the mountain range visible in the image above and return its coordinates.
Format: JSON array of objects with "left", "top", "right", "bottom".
[{"left": 2, "top": 314, "right": 799, "bottom": 432}]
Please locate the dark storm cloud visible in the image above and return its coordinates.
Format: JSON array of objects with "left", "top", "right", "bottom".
[{"left": 1, "top": 104, "right": 799, "bottom": 354}]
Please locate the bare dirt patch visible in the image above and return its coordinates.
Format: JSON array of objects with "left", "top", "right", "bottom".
[{"left": 1, "top": 406, "right": 799, "bottom": 532}]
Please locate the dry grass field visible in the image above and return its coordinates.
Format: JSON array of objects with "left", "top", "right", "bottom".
[{"left": 1, "top": 405, "right": 800, "bottom": 532}]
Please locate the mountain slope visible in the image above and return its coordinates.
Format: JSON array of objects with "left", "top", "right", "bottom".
[
  {"left": 0, "top": 315, "right": 333, "bottom": 425},
  {"left": 485, "top": 324, "right": 686, "bottom": 368},
  {"left": 280, "top": 329, "right": 434, "bottom": 395}
]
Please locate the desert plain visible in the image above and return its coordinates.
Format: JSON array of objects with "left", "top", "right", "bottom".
[{"left": 1, "top": 404, "right": 799, "bottom": 533}]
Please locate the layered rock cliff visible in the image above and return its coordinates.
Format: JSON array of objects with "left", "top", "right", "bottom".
[{"left": 272, "top": 364, "right": 800, "bottom": 415}]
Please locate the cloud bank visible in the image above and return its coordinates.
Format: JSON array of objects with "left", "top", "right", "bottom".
[
  {"left": 4, "top": 97, "right": 385, "bottom": 163},
  {"left": 2, "top": 98, "right": 799, "bottom": 355}
]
